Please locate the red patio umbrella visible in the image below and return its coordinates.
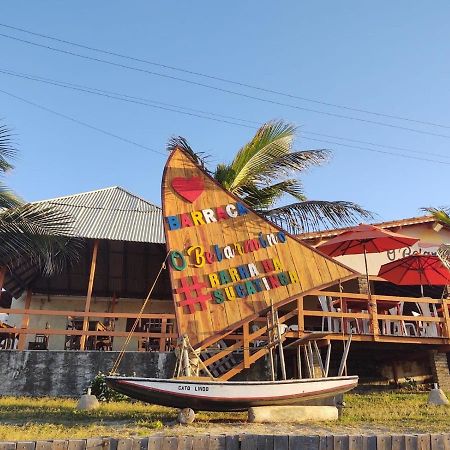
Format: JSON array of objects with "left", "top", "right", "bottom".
[
  {"left": 317, "top": 224, "right": 419, "bottom": 296},
  {"left": 317, "top": 224, "right": 419, "bottom": 334},
  {"left": 378, "top": 254, "right": 450, "bottom": 296}
]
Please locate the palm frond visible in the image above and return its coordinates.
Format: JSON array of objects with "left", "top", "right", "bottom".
[
  {"left": 0, "top": 124, "right": 16, "bottom": 173},
  {"left": 437, "top": 244, "right": 450, "bottom": 270},
  {"left": 166, "top": 136, "right": 211, "bottom": 172},
  {"left": 0, "top": 183, "right": 23, "bottom": 208},
  {"left": 229, "top": 121, "right": 296, "bottom": 190},
  {"left": 238, "top": 180, "right": 306, "bottom": 210},
  {"left": 422, "top": 207, "right": 450, "bottom": 227},
  {"left": 0, "top": 203, "right": 81, "bottom": 274},
  {"left": 264, "top": 200, "right": 374, "bottom": 234},
  {"left": 213, "top": 163, "right": 236, "bottom": 190}
]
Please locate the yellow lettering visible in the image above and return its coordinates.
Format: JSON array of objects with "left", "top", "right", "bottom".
[
  {"left": 288, "top": 271, "right": 299, "bottom": 284},
  {"left": 228, "top": 267, "right": 241, "bottom": 282},
  {"left": 190, "top": 211, "right": 206, "bottom": 226},
  {"left": 273, "top": 257, "right": 283, "bottom": 271},
  {"left": 208, "top": 273, "right": 220, "bottom": 288},
  {"left": 234, "top": 242, "right": 244, "bottom": 255},
  {"left": 187, "top": 245, "right": 205, "bottom": 268}
]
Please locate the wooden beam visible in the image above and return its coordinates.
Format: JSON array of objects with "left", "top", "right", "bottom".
[
  {"left": 243, "top": 322, "right": 250, "bottom": 369},
  {"left": 0, "top": 308, "right": 176, "bottom": 319},
  {"left": 297, "top": 297, "right": 304, "bottom": 332},
  {"left": 440, "top": 297, "right": 450, "bottom": 345},
  {"left": 0, "top": 266, "right": 6, "bottom": 292},
  {"left": 80, "top": 240, "right": 99, "bottom": 350},
  {"left": 17, "top": 288, "right": 32, "bottom": 350},
  {"left": 370, "top": 297, "right": 380, "bottom": 339}
]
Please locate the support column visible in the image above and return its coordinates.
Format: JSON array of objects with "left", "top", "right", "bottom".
[
  {"left": 0, "top": 266, "right": 6, "bottom": 292},
  {"left": 297, "top": 297, "right": 304, "bottom": 335},
  {"left": 358, "top": 275, "right": 379, "bottom": 338},
  {"left": 429, "top": 350, "right": 450, "bottom": 391},
  {"left": 80, "top": 240, "right": 99, "bottom": 350},
  {"left": 17, "top": 288, "right": 32, "bottom": 351}
]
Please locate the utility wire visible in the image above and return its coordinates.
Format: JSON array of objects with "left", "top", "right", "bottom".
[
  {"left": 0, "top": 88, "right": 166, "bottom": 157},
  {"left": 3, "top": 31, "right": 450, "bottom": 140},
  {"left": 2, "top": 87, "right": 449, "bottom": 167},
  {"left": 0, "top": 69, "right": 258, "bottom": 125},
  {"left": 301, "top": 136, "right": 450, "bottom": 166},
  {"left": 1, "top": 21, "right": 449, "bottom": 131},
  {"left": 0, "top": 68, "right": 253, "bottom": 129},
  {"left": 2, "top": 67, "right": 449, "bottom": 162}
]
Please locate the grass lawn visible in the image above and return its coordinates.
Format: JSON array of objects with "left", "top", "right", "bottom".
[{"left": 0, "top": 392, "right": 449, "bottom": 440}]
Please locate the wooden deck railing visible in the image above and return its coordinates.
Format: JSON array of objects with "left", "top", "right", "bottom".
[
  {"left": 0, "top": 291, "right": 449, "bottom": 359},
  {"left": 0, "top": 309, "right": 177, "bottom": 351}
]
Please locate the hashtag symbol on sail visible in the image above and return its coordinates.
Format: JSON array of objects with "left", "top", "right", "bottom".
[{"left": 175, "top": 276, "right": 211, "bottom": 314}]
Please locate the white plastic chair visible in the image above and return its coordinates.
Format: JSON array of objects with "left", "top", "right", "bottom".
[
  {"left": 318, "top": 296, "right": 341, "bottom": 332},
  {"left": 415, "top": 302, "right": 439, "bottom": 337}
]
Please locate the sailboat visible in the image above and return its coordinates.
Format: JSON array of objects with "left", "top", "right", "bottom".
[
  {"left": 105, "top": 375, "right": 358, "bottom": 412},
  {"left": 106, "top": 147, "right": 359, "bottom": 413},
  {"left": 106, "top": 327, "right": 358, "bottom": 412}
]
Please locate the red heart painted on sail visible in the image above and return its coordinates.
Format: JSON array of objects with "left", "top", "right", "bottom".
[{"left": 172, "top": 177, "right": 205, "bottom": 203}]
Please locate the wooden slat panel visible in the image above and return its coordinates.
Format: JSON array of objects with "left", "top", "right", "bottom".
[{"left": 163, "top": 149, "right": 358, "bottom": 346}]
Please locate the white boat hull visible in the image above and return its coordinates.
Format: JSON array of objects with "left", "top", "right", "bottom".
[{"left": 106, "top": 375, "right": 358, "bottom": 411}]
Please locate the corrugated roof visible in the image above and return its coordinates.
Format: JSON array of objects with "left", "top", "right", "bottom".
[
  {"left": 33, "top": 186, "right": 165, "bottom": 243},
  {"left": 299, "top": 215, "right": 438, "bottom": 241}
]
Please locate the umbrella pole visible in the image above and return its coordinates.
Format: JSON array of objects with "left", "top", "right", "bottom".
[{"left": 363, "top": 248, "right": 379, "bottom": 336}]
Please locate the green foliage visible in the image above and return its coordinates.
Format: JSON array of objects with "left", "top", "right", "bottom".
[
  {"left": 89, "top": 372, "right": 129, "bottom": 402},
  {"left": 170, "top": 120, "right": 373, "bottom": 233},
  {"left": 0, "top": 121, "right": 81, "bottom": 276}
]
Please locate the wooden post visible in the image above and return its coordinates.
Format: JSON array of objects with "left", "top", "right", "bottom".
[
  {"left": 441, "top": 296, "right": 450, "bottom": 342},
  {"left": 159, "top": 318, "right": 168, "bottom": 352},
  {"left": 17, "top": 289, "right": 32, "bottom": 351},
  {"left": 297, "top": 345, "right": 302, "bottom": 379},
  {"left": 370, "top": 295, "right": 380, "bottom": 339},
  {"left": 297, "top": 296, "right": 304, "bottom": 334},
  {"left": 243, "top": 321, "right": 250, "bottom": 369},
  {"left": 80, "top": 240, "right": 99, "bottom": 350},
  {"left": 0, "top": 266, "right": 6, "bottom": 291},
  {"left": 266, "top": 314, "right": 275, "bottom": 381}
]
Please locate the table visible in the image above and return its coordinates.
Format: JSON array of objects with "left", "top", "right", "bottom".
[{"left": 65, "top": 318, "right": 112, "bottom": 350}]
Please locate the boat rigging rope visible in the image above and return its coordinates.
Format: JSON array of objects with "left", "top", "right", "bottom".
[{"left": 110, "top": 251, "right": 170, "bottom": 375}]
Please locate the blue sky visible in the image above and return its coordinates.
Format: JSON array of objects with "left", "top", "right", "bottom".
[{"left": 1, "top": 2, "right": 449, "bottom": 223}]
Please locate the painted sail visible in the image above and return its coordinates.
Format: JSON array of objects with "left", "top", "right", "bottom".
[{"left": 162, "top": 149, "right": 358, "bottom": 347}]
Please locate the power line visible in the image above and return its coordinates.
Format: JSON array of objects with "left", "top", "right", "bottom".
[
  {"left": 303, "top": 131, "right": 450, "bottom": 160},
  {"left": 301, "top": 136, "right": 450, "bottom": 166},
  {"left": 0, "top": 88, "right": 167, "bottom": 157},
  {"left": 0, "top": 68, "right": 253, "bottom": 129},
  {"left": 1, "top": 21, "right": 449, "bottom": 131},
  {"left": 3, "top": 31, "right": 450, "bottom": 140},
  {"left": 2, "top": 86, "right": 449, "bottom": 167},
  {"left": 2, "top": 66, "right": 450, "bottom": 163}
]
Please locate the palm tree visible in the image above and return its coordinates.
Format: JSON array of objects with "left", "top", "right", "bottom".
[
  {"left": 423, "top": 207, "right": 450, "bottom": 269},
  {"left": 0, "top": 122, "right": 80, "bottom": 277},
  {"left": 168, "top": 120, "right": 373, "bottom": 233}
]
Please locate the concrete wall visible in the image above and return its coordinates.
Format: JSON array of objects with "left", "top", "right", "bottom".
[
  {"left": 0, "top": 351, "right": 272, "bottom": 397},
  {"left": 0, "top": 350, "right": 176, "bottom": 397}
]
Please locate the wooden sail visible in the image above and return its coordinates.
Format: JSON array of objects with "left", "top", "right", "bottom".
[{"left": 162, "top": 148, "right": 358, "bottom": 347}]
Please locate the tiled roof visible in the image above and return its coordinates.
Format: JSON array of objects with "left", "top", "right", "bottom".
[
  {"left": 33, "top": 186, "right": 165, "bottom": 243},
  {"left": 299, "top": 215, "right": 437, "bottom": 240}
]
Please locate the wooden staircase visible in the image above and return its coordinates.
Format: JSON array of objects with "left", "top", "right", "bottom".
[{"left": 198, "top": 298, "right": 302, "bottom": 381}]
